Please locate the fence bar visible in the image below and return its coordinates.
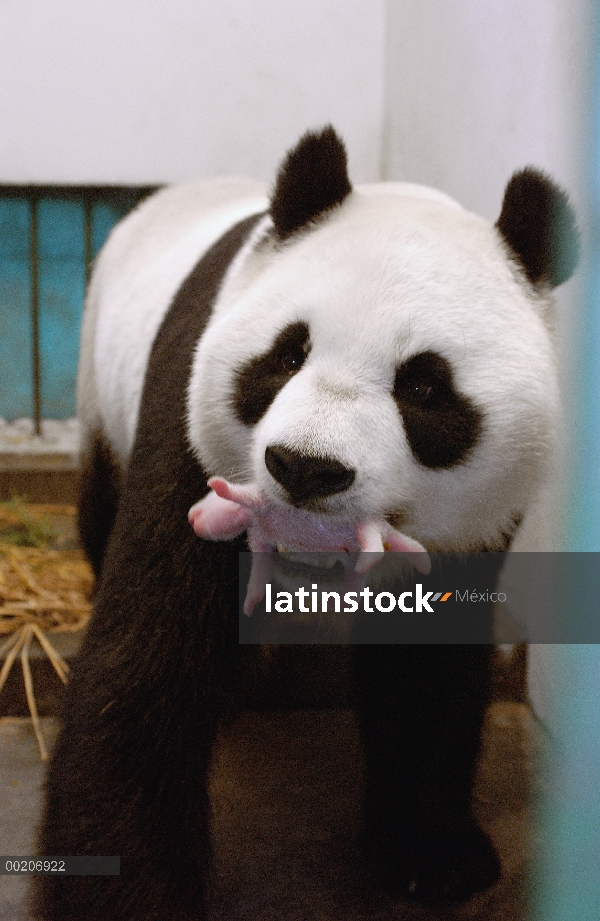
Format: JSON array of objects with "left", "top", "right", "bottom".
[
  {"left": 84, "top": 195, "right": 93, "bottom": 286},
  {"left": 28, "top": 195, "right": 41, "bottom": 436}
]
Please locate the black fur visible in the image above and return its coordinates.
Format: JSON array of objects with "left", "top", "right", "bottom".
[
  {"left": 496, "top": 168, "right": 579, "bottom": 287},
  {"left": 352, "top": 551, "right": 505, "bottom": 900},
  {"left": 394, "top": 351, "right": 483, "bottom": 469},
  {"left": 233, "top": 320, "right": 310, "bottom": 424},
  {"left": 353, "top": 642, "right": 500, "bottom": 902},
  {"left": 270, "top": 126, "right": 352, "bottom": 239},
  {"left": 36, "top": 213, "right": 262, "bottom": 921},
  {"left": 78, "top": 433, "right": 122, "bottom": 582}
]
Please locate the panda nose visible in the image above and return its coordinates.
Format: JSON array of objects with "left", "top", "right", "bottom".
[{"left": 265, "top": 445, "right": 356, "bottom": 505}]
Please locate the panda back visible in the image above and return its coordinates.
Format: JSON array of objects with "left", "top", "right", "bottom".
[{"left": 79, "top": 178, "right": 267, "bottom": 468}]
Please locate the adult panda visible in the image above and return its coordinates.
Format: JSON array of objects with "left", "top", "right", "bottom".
[{"left": 37, "top": 127, "right": 577, "bottom": 920}]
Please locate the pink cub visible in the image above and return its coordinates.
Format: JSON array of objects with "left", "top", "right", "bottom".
[{"left": 189, "top": 476, "right": 430, "bottom": 614}]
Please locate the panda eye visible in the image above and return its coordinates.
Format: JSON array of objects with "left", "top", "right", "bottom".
[
  {"left": 394, "top": 352, "right": 445, "bottom": 406},
  {"left": 405, "top": 380, "right": 434, "bottom": 401},
  {"left": 281, "top": 346, "right": 305, "bottom": 374}
]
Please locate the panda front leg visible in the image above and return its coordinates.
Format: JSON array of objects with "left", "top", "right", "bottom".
[
  {"left": 35, "top": 520, "right": 240, "bottom": 921},
  {"left": 353, "top": 643, "right": 500, "bottom": 903}
]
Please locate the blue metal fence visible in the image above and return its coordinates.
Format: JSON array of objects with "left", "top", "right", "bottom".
[{"left": 0, "top": 187, "right": 155, "bottom": 428}]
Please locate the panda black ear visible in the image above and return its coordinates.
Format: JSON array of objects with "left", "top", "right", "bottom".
[
  {"left": 496, "top": 168, "right": 579, "bottom": 288},
  {"left": 270, "top": 126, "right": 352, "bottom": 240}
]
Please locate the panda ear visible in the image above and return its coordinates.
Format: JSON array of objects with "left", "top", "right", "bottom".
[
  {"left": 496, "top": 168, "right": 579, "bottom": 288},
  {"left": 270, "top": 126, "right": 352, "bottom": 240}
]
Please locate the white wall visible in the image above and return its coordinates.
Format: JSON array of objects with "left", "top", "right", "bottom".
[
  {"left": 0, "top": 0, "right": 386, "bottom": 185},
  {"left": 0, "top": 1, "right": 586, "bottom": 208},
  {"left": 382, "top": 0, "right": 589, "bottom": 222}
]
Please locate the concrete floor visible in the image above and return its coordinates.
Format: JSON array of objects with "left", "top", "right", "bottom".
[
  {"left": 0, "top": 701, "right": 545, "bottom": 921},
  {"left": 0, "top": 718, "right": 59, "bottom": 921}
]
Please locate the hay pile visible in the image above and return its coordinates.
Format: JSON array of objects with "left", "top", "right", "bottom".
[
  {"left": 0, "top": 545, "right": 92, "bottom": 635},
  {"left": 0, "top": 501, "right": 93, "bottom": 758}
]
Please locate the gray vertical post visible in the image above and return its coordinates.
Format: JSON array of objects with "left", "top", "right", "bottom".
[
  {"left": 84, "top": 195, "right": 93, "bottom": 286},
  {"left": 28, "top": 193, "right": 41, "bottom": 437}
]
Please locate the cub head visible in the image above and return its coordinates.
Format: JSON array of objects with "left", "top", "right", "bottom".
[{"left": 188, "top": 127, "right": 578, "bottom": 552}]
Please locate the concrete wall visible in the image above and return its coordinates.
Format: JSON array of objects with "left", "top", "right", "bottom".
[
  {"left": 382, "top": 0, "right": 589, "bottom": 221},
  {"left": 0, "top": 0, "right": 386, "bottom": 185},
  {"left": 0, "top": 1, "right": 587, "bottom": 207}
]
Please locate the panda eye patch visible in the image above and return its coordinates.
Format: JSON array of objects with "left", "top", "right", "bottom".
[
  {"left": 393, "top": 351, "right": 483, "bottom": 469},
  {"left": 233, "top": 321, "right": 310, "bottom": 425}
]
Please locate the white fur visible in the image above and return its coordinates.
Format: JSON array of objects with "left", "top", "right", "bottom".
[
  {"left": 81, "top": 178, "right": 560, "bottom": 553},
  {"left": 79, "top": 178, "right": 267, "bottom": 466}
]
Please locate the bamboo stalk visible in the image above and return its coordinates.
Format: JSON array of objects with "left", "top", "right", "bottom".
[
  {"left": 0, "top": 631, "right": 21, "bottom": 659},
  {"left": 31, "top": 624, "right": 69, "bottom": 684},
  {"left": 21, "top": 625, "right": 48, "bottom": 760},
  {"left": 0, "top": 626, "right": 27, "bottom": 694}
]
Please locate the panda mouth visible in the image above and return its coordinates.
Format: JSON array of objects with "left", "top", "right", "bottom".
[
  {"left": 270, "top": 548, "right": 366, "bottom": 601},
  {"left": 275, "top": 548, "right": 351, "bottom": 569},
  {"left": 274, "top": 548, "right": 352, "bottom": 582}
]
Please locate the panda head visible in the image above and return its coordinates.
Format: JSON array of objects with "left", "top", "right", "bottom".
[{"left": 188, "top": 127, "right": 578, "bottom": 552}]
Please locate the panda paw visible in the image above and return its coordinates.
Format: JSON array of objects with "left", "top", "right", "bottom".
[{"left": 365, "top": 811, "right": 501, "bottom": 904}]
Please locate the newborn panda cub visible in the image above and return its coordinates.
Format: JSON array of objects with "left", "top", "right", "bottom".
[{"left": 37, "top": 127, "right": 577, "bottom": 921}]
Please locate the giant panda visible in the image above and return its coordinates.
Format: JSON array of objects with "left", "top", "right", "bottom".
[{"left": 36, "top": 127, "right": 578, "bottom": 921}]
